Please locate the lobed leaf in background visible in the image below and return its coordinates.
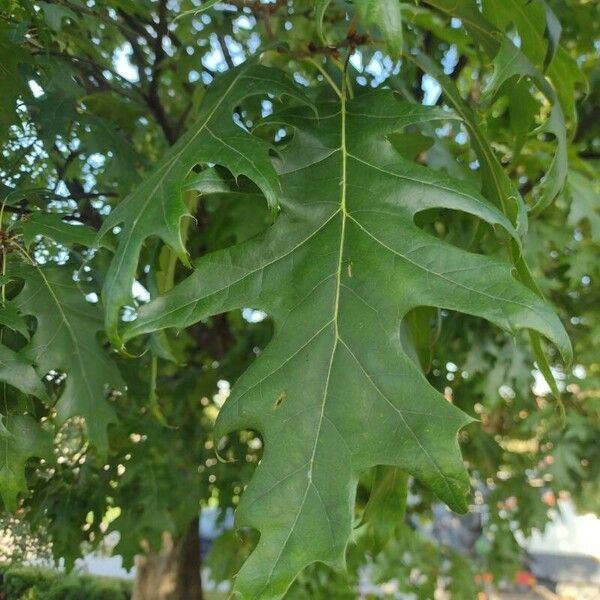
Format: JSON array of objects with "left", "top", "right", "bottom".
[
  {"left": 566, "top": 170, "right": 600, "bottom": 242},
  {"left": 96, "top": 62, "right": 311, "bottom": 347},
  {"left": 420, "top": 0, "right": 584, "bottom": 214},
  {"left": 0, "top": 415, "right": 53, "bottom": 511},
  {"left": 0, "top": 344, "right": 48, "bottom": 403},
  {"left": 19, "top": 212, "right": 103, "bottom": 250},
  {"left": 481, "top": 0, "right": 586, "bottom": 125},
  {"left": 354, "top": 0, "right": 403, "bottom": 59},
  {"left": 11, "top": 262, "right": 123, "bottom": 452}
]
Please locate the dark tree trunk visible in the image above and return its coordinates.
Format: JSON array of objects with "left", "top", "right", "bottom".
[{"left": 132, "top": 516, "right": 202, "bottom": 600}]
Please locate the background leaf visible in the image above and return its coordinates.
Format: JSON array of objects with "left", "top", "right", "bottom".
[
  {"left": 0, "top": 416, "right": 53, "bottom": 511},
  {"left": 13, "top": 264, "right": 122, "bottom": 451}
]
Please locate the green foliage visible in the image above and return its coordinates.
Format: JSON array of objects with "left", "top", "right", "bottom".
[
  {"left": 97, "top": 63, "right": 310, "bottom": 346},
  {"left": 12, "top": 263, "right": 123, "bottom": 452},
  {"left": 0, "top": 565, "right": 131, "bottom": 600},
  {"left": 0, "top": 566, "right": 56, "bottom": 599},
  {"left": 0, "top": 0, "right": 598, "bottom": 598},
  {"left": 0, "top": 416, "right": 53, "bottom": 510},
  {"left": 124, "top": 84, "right": 568, "bottom": 597},
  {"left": 278, "top": 521, "right": 482, "bottom": 599},
  {"left": 43, "top": 576, "right": 130, "bottom": 600},
  {"left": 355, "top": 1, "right": 403, "bottom": 58}
]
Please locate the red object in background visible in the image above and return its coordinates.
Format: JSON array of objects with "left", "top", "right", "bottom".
[{"left": 515, "top": 571, "right": 537, "bottom": 586}]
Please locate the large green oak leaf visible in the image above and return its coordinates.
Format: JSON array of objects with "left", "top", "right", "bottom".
[{"left": 122, "top": 90, "right": 570, "bottom": 598}]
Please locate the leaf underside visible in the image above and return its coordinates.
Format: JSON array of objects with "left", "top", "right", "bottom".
[{"left": 125, "top": 90, "right": 569, "bottom": 599}]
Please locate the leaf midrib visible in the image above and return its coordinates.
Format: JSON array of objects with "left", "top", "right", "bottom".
[
  {"left": 260, "top": 78, "right": 351, "bottom": 594},
  {"left": 259, "top": 86, "right": 474, "bottom": 587}
]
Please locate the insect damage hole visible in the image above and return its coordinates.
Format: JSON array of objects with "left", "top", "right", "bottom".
[{"left": 274, "top": 391, "right": 286, "bottom": 409}]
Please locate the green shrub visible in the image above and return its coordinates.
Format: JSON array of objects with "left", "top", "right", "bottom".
[
  {"left": 1, "top": 567, "right": 55, "bottom": 599},
  {"left": 44, "top": 576, "right": 130, "bottom": 600},
  {"left": 0, "top": 566, "right": 131, "bottom": 600}
]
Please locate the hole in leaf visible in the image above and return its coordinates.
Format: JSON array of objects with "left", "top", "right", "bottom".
[{"left": 274, "top": 391, "right": 286, "bottom": 409}]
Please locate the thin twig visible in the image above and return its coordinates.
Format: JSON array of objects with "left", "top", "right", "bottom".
[{"left": 217, "top": 33, "right": 235, "bottom": 69}]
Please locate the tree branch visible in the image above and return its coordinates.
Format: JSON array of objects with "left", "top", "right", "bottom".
[
  {"left": 144, "top": 0, "right": 176, "bottom": 144},
  {"left": 217, "top": 33, "right": 235, "bottom": 70}
]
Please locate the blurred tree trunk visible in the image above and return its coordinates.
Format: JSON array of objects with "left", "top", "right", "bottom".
[{"left": 133, "top": 516, "right": 202, "bottom": 600}]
